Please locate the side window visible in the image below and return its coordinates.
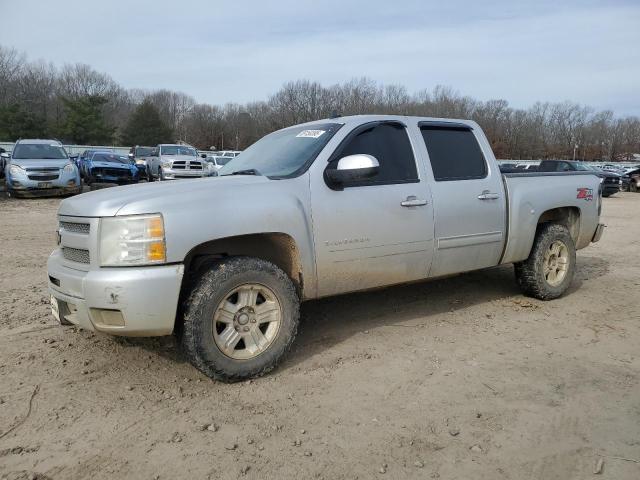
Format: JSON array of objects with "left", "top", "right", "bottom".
[
  {"left": 330, "top": 123, "right": 418, "bottom": 186},
  {"left": 420, "top": 127, "right": 487, "bottom": 181}
]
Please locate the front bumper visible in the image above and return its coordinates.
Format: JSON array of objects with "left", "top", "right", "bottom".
[
  {"left": 7, "top": 175, "right": 80, "bottom": 196},
  {"left": 47, "top": 250, "right": 184, "bottom": 336},
  {"left": 161, "top": 167, "right": 209, "bottom": 179}
]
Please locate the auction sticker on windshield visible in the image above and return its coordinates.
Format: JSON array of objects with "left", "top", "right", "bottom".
[{"left": 296, "top": 130, "right": 325, "bottom": 138}]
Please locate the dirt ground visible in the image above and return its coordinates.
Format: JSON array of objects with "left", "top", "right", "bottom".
[{"left": 0, "top": 190, "right": 639, "bottom": 480}]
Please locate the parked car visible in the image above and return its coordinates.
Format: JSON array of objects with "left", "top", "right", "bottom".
[
  {"left": 3, "top": 139, "right": 81, "bottom": 197},
  {"left": 218, "top": 150, "right": 242, "bottom": 158},
  {"left": 536, "top": 160, "right": 621, "bottom": 197},
  {"left": 78, "top": 148, "right": 113, "bottom": 179},
  {"left": 148, "top": 144, "right": 212, "bottom": 180},
  {"left": 128, "top": 145, "right": 154, "bottom": 181},
  {"left": 48, "top": 115, "right": 604, "bottom": 382},
  {"left": 203, "top": 154, "right": 233, "bottom": 174},
  {"left": 84, "top": 151, "right": 140, "bottom": 187},
  {"left": 621, "top": 167, "right": 640, "bottom": 192}
]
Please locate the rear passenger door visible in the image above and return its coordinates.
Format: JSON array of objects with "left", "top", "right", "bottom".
[{"left": 418, "top": 123, "right": 506, "bottom": 277}]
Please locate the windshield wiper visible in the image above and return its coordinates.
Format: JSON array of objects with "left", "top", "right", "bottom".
[{"left": 222, "top": 169, "right": 261, "bottom": 176}]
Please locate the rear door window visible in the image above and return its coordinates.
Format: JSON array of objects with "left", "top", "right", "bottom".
[{"left": 420, "top": 126, "right": 487, "bottom": 181}]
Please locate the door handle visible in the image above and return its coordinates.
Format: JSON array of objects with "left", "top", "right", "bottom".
[
  {"left": 401, "top": 196, "right": 428, "bottom": 207},
  {"left": 477, "top": 190, "right": 500, "bottom": 200}
]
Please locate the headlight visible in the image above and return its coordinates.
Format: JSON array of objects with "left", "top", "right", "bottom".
[
  {"left": 135, "top": 159, "right": 147, "bottom": 166},
  {"left": 9, "top": 165, "right": 26, "bottom": 176},
  {"left": 63, "top": 163, "right": 76, "bottom": 173},
  {"left": 161, "top": 161, "right": 172, "bottom": 168},
  {"left": 99, "top": 214, "right": 166, "bottom": 266}
]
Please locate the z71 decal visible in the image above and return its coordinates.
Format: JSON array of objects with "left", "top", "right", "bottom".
[{"left": 576, "top": 187, "right": 594, "bottom": 201}]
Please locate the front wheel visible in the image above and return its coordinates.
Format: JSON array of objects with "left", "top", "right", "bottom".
[
  {"left": 180, "top": 257, "right": 300, "bottom": 382},
  {"left": 514, "top": 223, "right": 576, "bottom": 300}
]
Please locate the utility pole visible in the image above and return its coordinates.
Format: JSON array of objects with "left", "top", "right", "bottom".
[{"left": 573, "top": 143, "right": 578, "bottom": 161}]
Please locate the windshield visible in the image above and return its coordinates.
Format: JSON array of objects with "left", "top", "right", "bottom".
[
  {"left": 161, "top": 145, "right": 196, "bottom": 156},
  {"left": 92, "top": 153, "right": 131, "bottom": 164},
  {"left": 135, "top": 147, "right": 153, "bottom": 156},
  {"left": 218, "top": 123, "right": 342, "bottom": 177},
  {"left": 215, "top": 157, "right": 232, "bottom": 165},
  {"left": 12, "top": 143, "right": 68, "bottom": 160}
]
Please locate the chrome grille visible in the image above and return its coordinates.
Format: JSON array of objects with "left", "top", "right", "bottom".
[
  {"left": 62, "top": 247, "right": 90, "bottom": 264},
  {"left": 60, "top": 221, "right": 90, "bottom": 235}
]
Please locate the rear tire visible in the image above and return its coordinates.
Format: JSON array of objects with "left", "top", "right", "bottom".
[
  {"left": 631, "top": 181, "right": 638, "bottom": 193},
  {"left": 180, "top": 256, "right": 300, "bottom": 382},
  {"left": 514, "top": 223, "right": 576, "bottom": 300}
]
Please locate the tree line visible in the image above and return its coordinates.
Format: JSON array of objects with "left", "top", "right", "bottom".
[{"left": 1, "top": 45, "right": 638, "bottom": 161}]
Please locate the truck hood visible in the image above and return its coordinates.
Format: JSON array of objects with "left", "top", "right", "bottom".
[
  {"left": 58, "top": 175, "right": 271, "bottom": 217},
  {"left": 10, "top": 159, "right": 69, "bottom": 169}
]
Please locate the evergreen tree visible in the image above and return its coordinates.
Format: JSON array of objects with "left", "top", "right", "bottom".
[
  {"left": 0, "top": 104, "right": 47, "bottom": 140},
  {"left": 58, "top": 95, "right": 115, "bottom": 144},
  {"left": 121, "top": 100, "right": 173, "bottom": 146}
]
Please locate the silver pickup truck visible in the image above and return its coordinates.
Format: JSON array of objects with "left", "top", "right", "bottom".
[{"left": 48, "top": 115, "right": 605, "bottom": 381}]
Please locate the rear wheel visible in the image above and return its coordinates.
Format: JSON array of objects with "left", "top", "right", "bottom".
[
  {"left": 631, "top": 181, "right": 638, "bottom": 193},
  {"left": 514, "top": 223, "right": 576, "bottom": 300},
  {"left": 180, "top": 257, "right": 300, "bottom": 382}
]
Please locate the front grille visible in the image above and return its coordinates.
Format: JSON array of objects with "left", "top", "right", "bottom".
[
  {"left": 62, "top": 247, "right": 90, "bottom": 264},
  {"left": 93, "top": 168, "right": 131, "bottom": 178},
  {"left": 604, "top": 177, "right": 619, "bottom": 184},
  {"left": 60, "top": 221, "right": 90, "bottom": 235},
  {"left": 28, "top": 174, "right": 59, "bottom": 181},
  {"left": 170, "top": 161, "right": 201, "bottom": 170}
]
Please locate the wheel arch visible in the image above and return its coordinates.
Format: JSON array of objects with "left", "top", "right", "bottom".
[
  {"left": 536, "top": 206, "right": 581, "bottom": 242},
  {"left": 181, "top": 232, "right": 305, "bottom": 299}
]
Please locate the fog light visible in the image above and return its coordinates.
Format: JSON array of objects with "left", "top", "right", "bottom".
[{"left": 90, "top": 308, "right": 125, "bottom": 327}]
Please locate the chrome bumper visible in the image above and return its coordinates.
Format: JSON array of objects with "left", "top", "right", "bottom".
[{"left": 592, "top": 223, "right": 605, "bottom": 243}]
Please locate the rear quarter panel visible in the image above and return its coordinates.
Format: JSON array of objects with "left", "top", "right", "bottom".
[{"left": 501, "top": 172, "right": 601, "bottom": 264}]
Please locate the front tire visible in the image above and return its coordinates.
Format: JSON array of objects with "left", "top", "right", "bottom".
[
  {"left": 180, "top": 257, "right": 300, "bottom": 382},
  {"left": 514, "top": 223, "right": 576, "bottom": 300}
]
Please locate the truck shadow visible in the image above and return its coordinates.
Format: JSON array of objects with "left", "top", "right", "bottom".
[{"left": 283, "top": 256, "right": 609, "bottom": 370}]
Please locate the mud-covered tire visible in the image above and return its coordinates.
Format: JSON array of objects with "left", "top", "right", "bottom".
[
  {"left": 180, "top": 256, "right": 299, "bottom": 382},
  {"left": 514, "top": 223, "right": 576, "bottom": 300}
]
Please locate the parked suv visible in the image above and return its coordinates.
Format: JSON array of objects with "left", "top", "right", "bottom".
[
  {"left": 3, "top": 139, "right": 81, "bottom": 197},
  {"left": 148, "top": 144, "right": 212, "bottom": 180}
]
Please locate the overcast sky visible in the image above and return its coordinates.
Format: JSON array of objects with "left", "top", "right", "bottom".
[{"left": 1, "top": 0, "right": 639, "bottom": 115}]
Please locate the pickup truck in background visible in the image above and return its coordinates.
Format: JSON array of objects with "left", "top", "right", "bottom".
[
  {"left": 535, "top": 160, "right": 622, "bottom": 197},
  {"left": 48, "top": 115, "right": 605, "bottom": 381},
  {"left": 147, "top": 144, "right": 213, "bottom": 180}
]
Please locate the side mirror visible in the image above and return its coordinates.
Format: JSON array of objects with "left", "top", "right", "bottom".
[
  {"left": 69, "top": 154, "right": 78, "bottom": 160},
  {"left": 0, "top": 152, "right": 9, "bottom": 159},
  {"left": 200, "top": 153, "right": 207, "bottom": 158},
  {"left": 325, "top": 154, "right": 380, "bottom": 189}
]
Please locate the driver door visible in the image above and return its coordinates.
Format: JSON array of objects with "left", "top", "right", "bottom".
[{"left": 310, "top": 122, "right": 434, "bottom": 297}]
